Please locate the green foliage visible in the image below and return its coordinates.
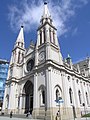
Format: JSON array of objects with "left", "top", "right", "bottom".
[{"left": 82, "top": 113, "right": 90, "bottom": 117}]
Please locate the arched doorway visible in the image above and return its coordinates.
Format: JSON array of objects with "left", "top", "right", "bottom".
[
  {"left": 23, "top": 81, "right": 33, "bottom": 114},
  {"left": 6, "top": 94, "right": 9, "bottom": 109}
]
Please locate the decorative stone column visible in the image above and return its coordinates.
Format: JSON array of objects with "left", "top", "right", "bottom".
[
  {"left": 19, "top": 94, "right": 22, "bottom": 113},
  {"left": 45, "top": 67, "right": 53, "bottom": 120},
  {"left": 33, "top": 73, "right": 38, "bottom": 118}
]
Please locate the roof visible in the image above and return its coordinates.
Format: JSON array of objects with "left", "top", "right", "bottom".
[{"left": 0, "top": 59, "right": 9, "bottom": 64}]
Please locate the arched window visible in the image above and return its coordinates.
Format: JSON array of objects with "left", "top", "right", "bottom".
[
  {"left": 55, "top": 87, "right": 62, "bottom": 101},
  {"left": 18, "top": 51, "right": 20, "bottom": 63},
  {"left": 69, "top": 88, "right": 73, "bottom": 103},
  {"left": 42, "top": 90, "right": 45, "bottom": 104},
  {"left": 22, "top": 53, "right": 24, "bottom": 62},
  {"left": 38, "top": 85, "right": 45, "bottom": 106},
  {"left": 18, "top": 96, "right": 20, "bottom": 108},
  {"left": 49, "top": 28, "right": 51, "bottom": 42},
  {"left": 21, "top": 43, "right": 23, "bottom": 47},
  {"left": 56, "top": 89, "right": 60, "bottom": 101},
  {"left": 53, "top": 30, "right": 55, "bottom": 44},
  {"left": 6, "top": 94, "right": 9, "bottom": 109},
  {"left": 18, "top": 42, "right": 20, "bottom": 46},
  {"left": 86, "top": 92, "right": 89, "bottom": 105},
  {"left": 43, "top": 28, "right": 46, "bottom": 43},
  {"left": 40, "top": 30, "right": 42, "bottom": 45},
  {"left": 78, "top": 90, "right": 82, "bottom": 104}
]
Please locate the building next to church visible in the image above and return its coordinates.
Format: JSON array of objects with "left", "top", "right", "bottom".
[
  {"left": 0, "top": 59, "right": 9, "bottom": 110},
  {"left": 2, "top": 2, "right": 90, "bottom": 120}
]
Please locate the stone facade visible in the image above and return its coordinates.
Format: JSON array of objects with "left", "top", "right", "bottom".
[{"left": 2, "top": 2, "right": 90, "bottom": 120}]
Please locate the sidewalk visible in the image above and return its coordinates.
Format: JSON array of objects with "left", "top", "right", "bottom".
[
  {"left": 0, "top": 116, "right": 41, "bottom": 120},
  {"left": 70, "top": 118, "right": 90, "bottom": 120},
  {"left": 0, "top": 116, "right": 90, "bottom": 120}
]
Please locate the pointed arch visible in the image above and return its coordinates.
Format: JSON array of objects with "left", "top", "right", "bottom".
[
  {"left": 69, "top": 88, "right": 73, "bottom": 104},
  {"left": 49, "top": 28, "right": 51, "bottom": 42},
  {"left": 6, "top": 94, "right": 9, "bottom": 109},
  {"left": 78, "top": 90, "right": 82, "bottom": 104},
  {"left": 22, "top": 80, "right": 33, "bottom": 114},
  {"left": 38, "top": 85, "right": 45, "bottom": 106},
  {"left": 40, "top": 30, "right": 42, "bottom": 45},
  {"left": 43, "top": 27, "right": 46, "bottom": 43},
  {"left": 18, "top": 51, "right": 20, "bottom": 63},
  {"left": 54, "top": 85, "right": 62, "bottom": 101},
  {"left": 53, "top": 30, "right": 55, "bottom": 44},
  {"left": 86, "top": 92, "right": 89, "bottom": 105}
]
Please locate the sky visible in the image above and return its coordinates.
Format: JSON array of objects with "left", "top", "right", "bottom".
[{"left": 0, "top": 0, "right": 90, "bottom": 63}]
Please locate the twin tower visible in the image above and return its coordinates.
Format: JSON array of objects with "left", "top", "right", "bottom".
[{"left": 2, "top": 2, "right": 90, "bottom": 120}]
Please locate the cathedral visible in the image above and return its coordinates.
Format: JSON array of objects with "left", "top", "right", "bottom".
[{"left": 2, "top": 2, "right": 90, "bottom": 120}]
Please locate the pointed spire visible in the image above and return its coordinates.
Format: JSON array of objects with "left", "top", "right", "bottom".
[
  {"left": 66, "top": 54, "right": 72, "bottom": 65},
  {"left": 42, "top": 1, "right": 51, "bottom": 19},
  {"left": 14, "top": 26, "right": 25, "bottom": 48},
  {"left": 16, "top": 26, "right": 24, "bottom": 43},
  {"left": 67, "top": 54, "right": 71, "bottom": 59}
]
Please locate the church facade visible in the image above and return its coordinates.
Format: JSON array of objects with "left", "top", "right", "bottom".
[{"left": 2, "top": 2, "right": 90, "bottom": 120}]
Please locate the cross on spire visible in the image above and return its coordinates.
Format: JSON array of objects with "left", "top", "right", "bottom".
[{"left": 44, "top": 0, "right": 47, "bottom": 5}]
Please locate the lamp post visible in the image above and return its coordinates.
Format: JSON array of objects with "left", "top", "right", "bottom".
[
  {"left": 58, "top": 99, "right": 61, "bottom": 120},
  {"left": 71, "top": 105, "right": 75, "bottom": 120},
  {"left": 55, "top": 97, "right": 63, "bottom": 120},
  {"left": 82, "top": 103, "right": 87, "bottom": 120}
]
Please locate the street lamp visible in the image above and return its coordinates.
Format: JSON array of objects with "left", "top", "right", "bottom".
[
  {"left": 71, "top": 105, "right": 75, "bottom": 120},
  {"left": 82, "top": 103, "right": 87, "bottom": 120},
  {"left": 55, "top": 97, "right": 63, "bottom": 120},
  {"left": 82, "top": 103, "right": 85, "bottom": 115},
  {"left": 58, "top": 97, "right": 61, "bottom": 120}
]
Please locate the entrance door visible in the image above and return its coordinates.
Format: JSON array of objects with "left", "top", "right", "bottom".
[
  {"left": 23, "top": 81, "right": 33, "bottom": 114},
  {"left": 30, "top": 95, "right": 33, "bottom": 114}
]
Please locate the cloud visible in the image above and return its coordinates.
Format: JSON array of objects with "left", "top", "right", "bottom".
[
  {"left": 72, "top": 27, "right": 78, "bottom": 36},
  {"left": 8, "top": 0, "right": 43, "bottom": 32},
  {"left": 8, "top": 0, "right": 89, "bottom": 36}
]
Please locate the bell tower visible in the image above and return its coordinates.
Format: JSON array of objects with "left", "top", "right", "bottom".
[
  {"left": 35, "top": 2, "right": 63, "bottom": 65},
  {"left": 2, "top": 26, "right": 25, "bottom": 112},
  {"left": 33, "top": 2, "right": 63, "bottom": 119},
  {"left": 8, "top": 26, "right": 25, "bottom": 79}
]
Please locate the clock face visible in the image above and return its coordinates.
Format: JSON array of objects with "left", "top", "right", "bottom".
[
  {"left": 39, "top": 51, "right": 45, "bottom": 61},
  {"left": 27, "top": 59, "right": 34, "bottom": 72}
]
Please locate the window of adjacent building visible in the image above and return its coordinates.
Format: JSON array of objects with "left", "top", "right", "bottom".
[
  {"left": 78, "top": 90, "right": 82, "bottom": 104},
  {"left": 0, "top": 82, "right": 3, "bottom": 88},
  {"left": 69, "top": 88, "right": 73, "bottom": 103},
  {"left": 0, "top": 90, "right": 2, "bottom": 94}
]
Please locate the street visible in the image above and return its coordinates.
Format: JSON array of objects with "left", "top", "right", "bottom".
[{"left": 0, "top": 116, "right": 90, "bottom": 120}]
